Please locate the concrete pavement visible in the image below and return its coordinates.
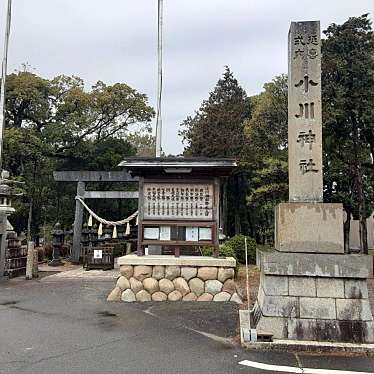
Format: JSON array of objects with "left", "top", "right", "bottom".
[{"left": 0, "top": 277, "right": 373, "bottom": 374}]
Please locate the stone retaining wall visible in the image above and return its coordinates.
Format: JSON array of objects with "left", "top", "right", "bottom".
[
  {"left": 108, "top": 264, "right": 242, "bottom": 303},
  {"left": 254, "top": 250, "right": 374, "bottom": 343}
]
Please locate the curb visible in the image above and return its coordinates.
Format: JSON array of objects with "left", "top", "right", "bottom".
[{"left": 243, "top": 340, "right": 374, "bottom": 355}]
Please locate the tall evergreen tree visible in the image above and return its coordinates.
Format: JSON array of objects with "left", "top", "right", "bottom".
[
  {"left": 180, "top": 66, "right": 251, "bottom": 157},
  {"left": 322, "top": 14, "right": 374, "bottom": 253},
  {"left": 179, "top": 67, "right": 252, "bottom": 235}
]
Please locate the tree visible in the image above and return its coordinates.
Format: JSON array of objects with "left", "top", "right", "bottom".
[
  {"left": 243, "top": 75, "right": 288, "bottom": 160},
  {"left": 180, "top": 66, "right": 251, "bottom": 157},
  {"left": 179, "top": 67, "right": 252, "bottom": 235},
  {"left": 322, "top": 14, "right": 374, "bottom": 254},
  {"left": 242, "top": 75, "right": 288, "bottom": 243},
  {"left": 2, "top": 70, "right": 155, "bottom": 240}
]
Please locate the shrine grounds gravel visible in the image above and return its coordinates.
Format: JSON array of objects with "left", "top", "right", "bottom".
[{"left": 0, "top": 275, "right": 373, "bottom": 374}]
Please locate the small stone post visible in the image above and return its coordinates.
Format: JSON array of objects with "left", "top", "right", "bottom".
[{"left": 26, "top": 241, "right": 34, "bottom": 280}]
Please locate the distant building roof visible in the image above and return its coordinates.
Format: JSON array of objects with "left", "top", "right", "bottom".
[{"left": 118, "top": 157, "right": 237, "bottom": 177}]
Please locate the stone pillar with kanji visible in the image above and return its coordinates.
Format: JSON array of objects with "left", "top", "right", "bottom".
[
  {"left": 276, "top": 21, "right": 344, "bottom": 254},
  {"left": 251, "top": 21, "right": 374, "bottom": 344}
]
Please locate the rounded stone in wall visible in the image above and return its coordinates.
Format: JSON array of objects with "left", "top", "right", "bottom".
[
  {"left": 136, "top": 290, "right": 152, "bottom": 302},
  {"left": 183, "top": 292, "right": 197, "bottom": 301},
  {"left": 130, "top": 277, "right": 143, "bottom": 294},
  {"left": 205, "top": 280, "right": 223, "bottom": 295},
  {"left": 159, "top": 278, "right": 175, "bottom": 294},
  {"left": 222, "top": 279, "right": 236, "bottom": 295},
  {"left": 168, "top": 290, "right": 183, "bottom": 301},
  {"left": 152, "top": 265, "right": 165, "bottom": 280},
  {"left": 197, "top": 293, "right": 214, "bottom": 301},
  {"left": 121, "top": 289, "right": 136, "bottom": 302},
  {"left": 218, "top": 267, "right": 235, "bottom": 283},
  {"left": 120, "top": 265, "right": 134, "bottom": 279},
  {"left": 133, "top": 265, "right": 153, "bottom": 281},
  {"left": 213, "top": 292, "right": 231, "bottom": 302},
  {"left": 173, "top": 277, "right": 190, "bottom": 296},
  {"left": 197, "top": 267, "right": 218, "bottom": 281},
  {"left": 143, "top": 278, "right": 159, "bottom": 295},
  {"left": 189, "top": 278, "right": 205, "bottom": 297},
  {"left": 165, "top": 266, "right": 181, "bottom": 280},
  {"left": 181, "top": 267, "right": 197, "bottom": 281},
  {"left": 230, "top": 292, "right": 243, "bottom": 304},
  {"left": 116, "top": 276, "right": 130, "bottom": 290},
  {"left": 152, "top": 291, "right": 168, "bottom": 301},
  {"left": 107, "top": 287, "right": 122, "bottom": 302}
]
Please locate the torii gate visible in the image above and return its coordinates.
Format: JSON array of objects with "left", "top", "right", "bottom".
[{"left": 53, "top": 171, "right": 138, "bottom": 263}]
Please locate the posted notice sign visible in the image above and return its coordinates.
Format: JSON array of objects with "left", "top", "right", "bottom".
[{"left": 94, "top": 250, "right": 103, "bottom": 259}]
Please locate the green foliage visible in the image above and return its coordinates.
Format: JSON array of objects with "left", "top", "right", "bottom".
[
  {"left": 200, "top": 244, "right": 236, "bottom": 259},
  {"left": 223, "top": 234, "right": 256, "bottom": 264},
  {"left": 242, "top": 75, "right": 288, "bottom": 243},
  {"left": 180, "top": 66, "right": 251, "bottom": 158},
  {"left": 1, "top": 70, "right": 155, "bottom": 239},
  {"left": 243, "top": 74, "right": 288, "bottom": 161},
  {"left": 322, "top": 14, "right": 374, "bottom": 253},
  {"left": 179, "top": 67, "right": 252, "bottom": 236}
]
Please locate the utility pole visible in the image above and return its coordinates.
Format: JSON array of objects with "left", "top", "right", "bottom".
[
  {"left": 0, "top": 0, "right": 12, "bottom": 170},
  {"left": 155, "top": 0, "right": 163, "bottom": 157}
]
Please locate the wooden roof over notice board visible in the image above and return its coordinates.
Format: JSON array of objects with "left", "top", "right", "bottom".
[{"left": 118, "top": 157, "right": 237, "bottom": 178}]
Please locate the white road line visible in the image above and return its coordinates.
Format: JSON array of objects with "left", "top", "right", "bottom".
[
  {"left": 303, "top": 369, "right": 374, "bottom": 374},
  {"left": 238, "top": 360, "right": 374, "bottom": 374},
  {"left": 239, "top": 360, "right": 302, "bottom": 373}
]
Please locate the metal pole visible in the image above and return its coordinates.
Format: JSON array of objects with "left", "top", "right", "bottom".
[
  {"left": 244, "top": 238, "right": 251, "bottom": 321},
  {"left": 155, "top": 0, "right": 163, "bottom": 157},
  {"left": 0, "top": 0, "right": 12, "bottom": 170}
]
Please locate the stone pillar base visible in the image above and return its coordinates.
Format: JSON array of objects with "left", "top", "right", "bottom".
[
  {"left": 253, "top": 250, "right": 374, "bottom": 343},
  {"left": 275, "top": 203, "right": 344, "bottom": 253}
]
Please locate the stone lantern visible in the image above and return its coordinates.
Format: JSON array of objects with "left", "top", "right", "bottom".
[{"left": 49, "top": 222, "right": 64, "bottom": 266}]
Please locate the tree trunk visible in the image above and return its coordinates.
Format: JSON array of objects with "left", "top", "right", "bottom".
[
  {"left": 351, "top": 115, "right": 368, "bottom": 254},
  {"left": 27, "top": 198, "right": 33, "bottom": 243},
  {"left": 343, "top": 209, "right": 351, "bottom": 254},
  {"left": 234, "top": 175, "right": 240, "bottom": 235},
  {"left": 359, "top": 215, "right": 368, "bottom": 255}
]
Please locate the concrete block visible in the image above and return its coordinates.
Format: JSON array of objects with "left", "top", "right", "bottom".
[
  {"left": 258, "top": 287, "right": 298, "bottom": 318},
  {"left": 259, "top": 250, "right": 373, "bottom": 279},
  {"left": 300, "top": 297, "right": 336, "bottom": 319},
  {"left": 289, "top": 277, "right": 316, "bottom": 297},
  {"left": 119, "top": 254, "right": 236, "bottom": 267},
  {"left": 344, "top": 279, "right": 369, "bottom": 299},
  {"left": 261, "top": 273, "right": 288, "bottom": 296},
  {"left": 255, "top": 316, "right": 288, "bottom": 339},
  {"left": 275, "top": 203, "right": 344, "bottom": 253},
  {"left": 288, "top": 318, "right": 374, "bottom": 343},
  {"left": 316, "top": 278, "right": 344, "bottom": 298},
  {"left": 336, "top": 299, "right": 373, "bottom": 321}
]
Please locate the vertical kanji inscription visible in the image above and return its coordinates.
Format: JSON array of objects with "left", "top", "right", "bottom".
[{"left": 288, "top": 21, "right": 323, "bottom": 202}]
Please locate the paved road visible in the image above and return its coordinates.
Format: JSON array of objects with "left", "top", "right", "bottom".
[{"left": 0, "top": 277, "right": 373, "bottom": 374}]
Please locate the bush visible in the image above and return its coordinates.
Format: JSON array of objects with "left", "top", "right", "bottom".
[
  {"left": 200, "top": 244, "right": 236, "bottom": 259},
  {"left": 224, "top": 234, "right": 256, "bottom": 264},
  {"left": 113, "top": 243, "right": 125, "bottom": 258},
  {"left": 219, "top": 243, "right": 236, "bottom": 259}
]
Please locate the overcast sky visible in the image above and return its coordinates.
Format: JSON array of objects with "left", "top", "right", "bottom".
[{"left": 0, "top": 0, "right": 373, "bottom": 154}]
